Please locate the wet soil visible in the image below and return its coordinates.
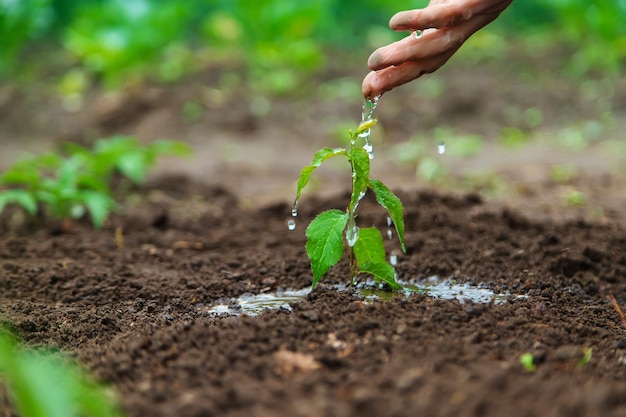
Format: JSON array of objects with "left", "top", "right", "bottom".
[
  {"left": 2, "top": 60, "right": 626, "bottom": 416},
  {"left": 2, "top": 176, "right": 626, "bottom": 417}
]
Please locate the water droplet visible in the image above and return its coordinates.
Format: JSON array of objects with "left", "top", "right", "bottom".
[
  {"left": 386, "top": 216, "right": 392, "bottom": 227},
  {"left": 412, "top": 30, "right": 423, "bottom": 39},
  {"left": 346, "top": 224, "right": 359, "bottom": 247},
  {"left": 363, "top": 143, "right": 374, "bottom": 159},
  {"left": 387, "top": 229, "right": 393, "bottom": 240},
  {"left": 291, "top": 207, "right": 298, "bottom": 217},
  {"left": 437, "top": 141, "right": 446, "bottom": 155},
  {"left": 287, "top": 219, "right": 296, "bottom": 231},
  {"left": 390, "top": 254, "right": 398, "bottom": 266}
]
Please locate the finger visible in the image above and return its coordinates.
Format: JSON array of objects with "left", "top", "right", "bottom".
[
  {"left": 369, "top": 13, "right": 494, "bottom": 71},
  {"left": 390, "top": 4, "right": 467, "bottom": 31},
  {"left": 368, "top": 28, "right": 459, "bottom": 71},
  {"left": 390, "top": 0, "right": 512, "bottom": 31},
  {"left": 362, "top": 56, "right": 453, "bottom": 99}
]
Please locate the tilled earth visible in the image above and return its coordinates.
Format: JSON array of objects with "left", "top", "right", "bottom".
[{"left": 2, "top": 176, "right": 626, "bottom": 417}]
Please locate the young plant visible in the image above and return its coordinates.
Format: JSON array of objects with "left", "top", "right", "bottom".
[
  {"left": 0, "top": 136, "right": 190, "bottom": 229},
  {"left": 519, "top": 352, "right": 537, "bottom": 372},
  {"left": 295, "top": 117, "right": 405, "bottom": 290},
  {"left": 0, "top": 328, "right": 125, "bottom": 417}
]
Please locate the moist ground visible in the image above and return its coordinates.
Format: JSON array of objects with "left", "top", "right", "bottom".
[{"left": 2, "top": 176, "right": 626, "bottom": 417}]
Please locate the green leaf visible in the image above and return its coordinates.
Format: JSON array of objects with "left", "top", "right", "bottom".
[
  {"left": 81, "top": 191, "right": 117, "bottom": 229},
  {"left": 368, "top": 179, "right": 406, "bottom": 253},
  {"left": 305, "top": 209, "right": 349, "bottom": 287},
  {"left": 347, "top": 147, "right": 370, "bottom": 212},
  {"left": 353, "top": 227, "right": 386, "bottom": 266},
  {"left": 354, "top": 118, "right": 377, "bottom": 138},
  {"left": 520, "top": 353, "right": 536, "bottom": 372},
  {"left": 359, "top": 261, "right": 402, "bottom": 290},
  {"left": 0, "top": 165, "right": 40, "bottom": 187},
  {"left": 150, "top": 140, "right": 192, "bottom": 157},
  {"left": 295, "top": 147, "right": 345, "bottom": 205},
  {"left": 0, "top": 190, "right": 37, "bottom": 215},
  {"left": 117, "top": 151, "right": 148, "bottom": 184},
  {"left": 0, "top": 331, "right": 125, "bottom": 417}
]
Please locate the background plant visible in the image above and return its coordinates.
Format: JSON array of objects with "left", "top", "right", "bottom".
[
  {"left": 295, "top": 117, "right": 405, "bottom": 290},
  {"left": 1, "top": 1, "right": 622, "bottom": 91},
  {"left": 0, "top": 328, "right": 125, "bottom": 417},
  {"left": 0, "top": 136, "right": 191, "bottom": 228}
]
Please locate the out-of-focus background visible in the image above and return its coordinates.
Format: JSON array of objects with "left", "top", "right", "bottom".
[{"left": 1, "top": 0, "right": 625, "bottom": 219}]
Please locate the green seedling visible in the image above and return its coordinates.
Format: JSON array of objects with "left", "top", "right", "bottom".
[
  {"left": 519, "top": 352, "right": 536, "bottom": 372},
  {"left": 0, "top": 136, "right": 190, "bottom": 228},
  {"left": 294, "top": 117, "right": 405, "bottom": 290},
  {"left": 578, "top": 348, "right": 592, "bottom": 368},
  {"left": 563, "top": 189, "right": 586, "bottom": 207},
  {"left": 0, "top": 329, "right": 125, "bottom": 417}
]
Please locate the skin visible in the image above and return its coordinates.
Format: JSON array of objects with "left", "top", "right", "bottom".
[{"left": 362, "top": 0, "right": 513, "bottom": 99}]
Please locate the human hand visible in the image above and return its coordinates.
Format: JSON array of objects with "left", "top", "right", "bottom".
[{"left": 362, "top": 0, "right": 513, "bottom": 99}]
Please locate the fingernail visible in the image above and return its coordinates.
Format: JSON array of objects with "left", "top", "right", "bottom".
[
  {"left": 390, "top": 11, "right": 413, "bottom": 29},
  {"left": 367, "top": 50, "right": 384, "bottom": 71}
]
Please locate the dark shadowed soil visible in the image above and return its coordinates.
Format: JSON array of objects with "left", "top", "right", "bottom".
[
  {"left": 2, "top": 175, "right": 626, "bottom": 417},
  {"left": 1, "top": 58, "right": 626, "bottom": 416}
]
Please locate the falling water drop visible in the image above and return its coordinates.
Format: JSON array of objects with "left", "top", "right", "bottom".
[
  {"left": 387, "top": 229, "right": 393, "bottom": 240},
  {"left": 287, "top": 219, "right": 296, "bottom": 231},
  {"left": 437, "top": 141, "right": 446, "bottom": 155},
  {"left": 291, "top": 207, "right": 298, "bottom": 217},
  {"left": 390, "top": 254, "right": 398, "bottom": 266},
  {"left": 363, "top": 143, "right": 374, "bottom": 159},
  {"left": 346, "top": 224, "right": 359, "bottom": 247},
  {"left": 412, "top": 30, "right": 423, "bottom": 39},
  {"left": 386, "top": 216, "right": 392, "bottom": 227}
]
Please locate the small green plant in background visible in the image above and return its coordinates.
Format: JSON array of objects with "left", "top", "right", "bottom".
[
  {"left": 0, "top": 329, "right": 125, "bottom": 417},
  {"left": 0, "top": 136, "right": 190, "bottom": 228},
  {"left": 578, "top": 348, "right": 592, "bottom": 368},
  {"left": 520, "top": 352, "right": 536, "bottom": 372},
  {"left": 294, "top": 116, "right": 405, "bottom": 290}
]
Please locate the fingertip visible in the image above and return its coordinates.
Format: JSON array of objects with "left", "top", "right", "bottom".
[
  {"left": 389, "top": 10, "right": 414, "bottom": 30},
  {"left": 362, "top": 72, "right": 386, "bottom": 100},
  {"left": 367, "top": 49, "right": 383, "bottom": 71},
  {"left": 361, "top": 72, "right": 375, "bottom": 99}
]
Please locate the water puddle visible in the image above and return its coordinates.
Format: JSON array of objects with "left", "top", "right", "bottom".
[
  {"left": 201, "top": 277, "right": 517, "bottom": 317},
  {"left": 199, "top": 288, "right": 310, "bottom": 316},
  {"left": 410, "top": 277, "right": 510, "bottom": 304}
]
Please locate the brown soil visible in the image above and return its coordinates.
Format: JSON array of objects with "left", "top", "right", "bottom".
[{"left": 1, "top": 61, "right": 626, "bottom": 416}]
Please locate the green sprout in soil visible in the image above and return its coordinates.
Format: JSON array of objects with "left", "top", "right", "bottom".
[
  {"left": 0, "top": 328, "right": 125, "bottom": 417},
  {"left": 0, "top": 136, "right": 190, "bottom": 229},
  {"left": 294, "top": 106, "right": 405, "bottom": 290},
  {"left": 578, "top": 348, "right": 592, "bottom": 368},
  {"left": 520, "top": 352, "right": 536, "bottom": 372}
]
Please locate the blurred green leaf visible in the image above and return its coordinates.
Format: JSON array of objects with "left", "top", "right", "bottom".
[
  {"left": 0, "top": 330, "right": 125, "bottom": 417},
  {"left": 0, "top": 190, "right": 37, "bottom": 215}
]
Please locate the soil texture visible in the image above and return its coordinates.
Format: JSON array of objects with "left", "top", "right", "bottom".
[{"left": 2, "top": 176, "right": 626, "bottom": 417}]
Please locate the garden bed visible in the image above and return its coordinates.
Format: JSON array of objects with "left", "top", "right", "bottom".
[{"left": 2, "top": 174, "right": 626, "bottom": 417}]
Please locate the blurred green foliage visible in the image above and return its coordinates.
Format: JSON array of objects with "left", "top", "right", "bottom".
[
  {"left": 0, "top": 328, "right": 125, "bottom": 417},
  {"left": 0, "top": 0, "right": 624, "bottom": 92},
  {"left": 0, "top": 136, "right": 191, "bottom": 228}
]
